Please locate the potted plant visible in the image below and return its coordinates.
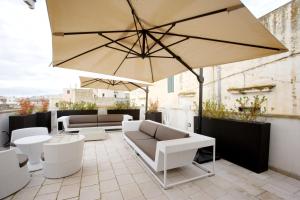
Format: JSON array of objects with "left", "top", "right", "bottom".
[
  {"left": 36, "top": 98, "right": 51, "bottom": 132},
  {"left": 146, "top": 100, "right": 162, "bottom": 123},
  {"left": 9, "top": 99, "right": 36, "bottom": 136},
  {"left": 56, "top": 101, "right": 98, "bottom": 118},
  {"left": 107, "top": 101, "right": 140, "bottom": 120},
  {"left": 194, "top": 96, "right": 270, "bottom": 173}
]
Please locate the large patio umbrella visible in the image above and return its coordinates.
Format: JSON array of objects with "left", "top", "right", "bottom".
[
  {"left": 47, "top": 0, "right": 287, "bottom": 134},
  {"left": 80, "top": 76, "right": 150, "bottom": 112}
]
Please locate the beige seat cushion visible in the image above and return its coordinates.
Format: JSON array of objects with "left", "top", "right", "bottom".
[
  {"left": 17, "top": 154, "right": 28, "bottom": 168},
  {"left": 139, "top": 120, "right": 159, "bottom": 137},
  {"left": 155, "top": 125, "right": 189, "bottom": 141},
  {"left": 125, "top": 131, "right": 153, "bottom": 141},
  {"left": 133, "top": 139, "right": 157, "bottom": 161},
  {"left": 98, "top": 122, "right": 122, "bottom": 127},
  {"left": 68, "top": 123, "right": 98, "bottom": 128},
  {"left": 69, "top": 115, "right": 97, "bottom": 124},
  {"left": 98, "top": 114, "right": 123, "bottom": 122}
]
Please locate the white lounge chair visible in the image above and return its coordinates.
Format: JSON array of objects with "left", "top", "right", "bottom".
[
  {"left": 42, "top": 135, "right": 85, "bottom": 178},
  {"left": 0, "top": 148, "right": 30, "bottom": 199},
  {"left": 11, "top": 127, "right": 49, "bottom": 154},
  {"left": 122, "top": 120, "right": 215, "bottom": 189}
]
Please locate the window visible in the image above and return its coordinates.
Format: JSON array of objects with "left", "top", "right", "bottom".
[{"left": 167, "top": 76, "right": 174, "bottom": 93}]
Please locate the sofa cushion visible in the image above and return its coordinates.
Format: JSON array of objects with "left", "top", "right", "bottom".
[
  {"left": 18, "top": 154, "right": 28, "bottom": 168},
  {"left": 139, "top": 120, "right": 158, "bottom": 137},
  {"left": 133, "top": 139, "right": 157, "bottom": 161},
  {"left": 98, "top": 114, "right": 123, "bottom": 122},
  {"left": 68, "top": 123, "right": 98, "bottom": 128},
  {"left": 98, "top": 122, "right": 122, "bottom": 127},
  {"left": 69, "top": 115, "right": 97, "bottom": 124},
  {"left": 155, "top": 125, "right": 189, "bottom": 141},
  {"left": 125, "top": 131, "right": 153, "bottom": 141}
]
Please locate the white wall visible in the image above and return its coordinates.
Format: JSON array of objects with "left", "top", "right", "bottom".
[{"left": 266, "top": 117, "right": 300, "bottom": 178}]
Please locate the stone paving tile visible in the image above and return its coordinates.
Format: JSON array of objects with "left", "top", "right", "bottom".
[
  {"left": 79, "top": 185, "right": 100, "bottom": 200},
  {"left": 57, "top": 183, "right": 80, "bottom": 200}
]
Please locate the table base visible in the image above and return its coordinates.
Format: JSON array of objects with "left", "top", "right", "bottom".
[{"left": 28, "top": 162, "right": 43, "bottom": 172}]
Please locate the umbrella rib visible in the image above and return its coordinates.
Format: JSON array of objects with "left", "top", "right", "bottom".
[
  {"left": 132, "top": 11, "right": 143, "bottom": 53},
  {"left": 126, "top": 55, "right": 173, "bottom": 59},
  {"left": 148, "top": 4, "right": 244, "bottom": 31},
  {"left": 129, "top": 82, "right": 147, "bottom": 92},
  {"left": 146, "top": 31, "right": 200, "bottom": 81},
  {"left": 81, "top": 79, "right": 99, "bottom": 88},
  {"left": 105, "top": 45, "right": 139, "bottom": 56},
  {"left": 126, "top": 0, "right": 144, "bottom": 29},
  {"left": 55, "top": 33, "right": 137, "bottom": 66},
  {"left": 150, "top": 31, "right": 283, "bottom": 51},
  {"left": 113, "top": 33, "right": 142, "bottom": 75},
  {"left": 99, "top": 33, "right": 140, "bottom": 55},
  {"left": 146, "top": 24, "right": 175, "bottom": 55},
  {"left": 148, "top": 37, "right": 189, "bottom": 55},
  {"left": 145, "top": 36, "right": 154, "bottom": 82},
  {"left": 55, "top": 30, "right": 138, "bottom": 36},
  {"left": 122, "top": 82, "right": 131, "bottom": 91}
]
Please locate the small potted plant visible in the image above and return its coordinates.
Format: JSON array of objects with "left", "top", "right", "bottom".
[
  {"left": 9, "top": 99, "right": 36, "bottom": 135},
  {"left": 36, "top": 98, "right": 51, "bottom": 132},
  {"left": 146, "top": 100, "right": 162, "bottom": 123}
]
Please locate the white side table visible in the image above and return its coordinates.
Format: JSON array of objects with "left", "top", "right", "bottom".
[{"left": 14, "top": 135, "right": 52, "bottom": 171}]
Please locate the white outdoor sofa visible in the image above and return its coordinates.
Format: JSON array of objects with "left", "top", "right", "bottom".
[
  {"left": 0, "top": 148, "right": 30, "bottom": 199},
  {"left": 42, "top": 135, "right": 85, "bottom": 178},
  {"left": 122, "top": 120, "right": 215, "bottom": 189},
  {"left": 58, "top": 114, "right": 133, "bottom": 133}
]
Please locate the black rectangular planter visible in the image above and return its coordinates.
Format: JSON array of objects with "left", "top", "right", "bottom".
[
  {"left": 146, "top": 112, "right": 162, "bottom": 123},
  {"left": 36, "top": 111, "right": 51, "bottom": 133},
  {"left": 108, "top": 109, "right": 140, "bottom": 120},
  {"left": 9, "top": 114, "right": 37, "bottom": 138},
  {"left": 57, "top": 110, "right": 98, "bottom": 118},
  {"left": 194, "top": 116, "right": 270, "bottom": 173}
]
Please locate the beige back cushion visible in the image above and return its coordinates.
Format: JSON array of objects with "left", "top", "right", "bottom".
[
  {"left": 69, "top": 115, "right": 97, "bottom": 124},
  {"left": 139, "top": 121, "right": 158, "bottom": 137},
  {"left": 98, "top": 114, "right": 123, "bottom": 122},
  {"left": 155, "top": 125, "right": 189, "bottom": 141}
]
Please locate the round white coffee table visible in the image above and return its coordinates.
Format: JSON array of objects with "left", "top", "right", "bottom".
[{"left": 14, "top": 135, "right": 52, "bottom": 171}]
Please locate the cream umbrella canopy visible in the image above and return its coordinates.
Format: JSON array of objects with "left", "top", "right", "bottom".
[
  {"left": 80, "top": 76, "right": 150, "bottom": 112},
  {"left": 47, "top": 0, "right": 287, "bottom": 133}
]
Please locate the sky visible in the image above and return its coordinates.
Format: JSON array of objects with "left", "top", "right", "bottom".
[{"left": 0, "top": 0, "right": 291, "bottom": 97}]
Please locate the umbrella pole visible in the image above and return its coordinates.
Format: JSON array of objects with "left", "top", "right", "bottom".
[
  {"left": 198, "top": 68, "right": 204, "bottom": 135},
  {"left": 145, "top": 86, "right": 149, "bottom": 118}
]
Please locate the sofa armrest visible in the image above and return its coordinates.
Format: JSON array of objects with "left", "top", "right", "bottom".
[
  {"left": 123, "top": 115, "right": 133, "bottom": 121},
  {"left": 157, "top": 134, "right": 215, "bottom": 154},
  {"left": 57, "top": 116, "right": 70, "bottom": 131},
  {"left": 122, "top": 120, "right": 142, "bottom": 132}
]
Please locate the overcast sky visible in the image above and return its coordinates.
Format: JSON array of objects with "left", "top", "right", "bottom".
[{"left": 0, "top": 0, "right": 291, "bottom": 97}]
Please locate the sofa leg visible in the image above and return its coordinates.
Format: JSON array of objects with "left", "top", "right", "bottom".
[{"left": 163, "top": 153, "right": 167, "bottom": 188}]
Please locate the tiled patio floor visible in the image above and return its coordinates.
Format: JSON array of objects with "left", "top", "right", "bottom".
[{"left": 4, "top": 131, "right": 300, "bottom": 200}]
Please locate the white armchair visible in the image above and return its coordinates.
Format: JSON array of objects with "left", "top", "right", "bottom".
[
  {"left": 11, "top": 127, "right": 49, "bottom": 143},
  {"left": 11, "top": 127, "right": 49, "bottom": 154},
  {"left": 42, "top": 135, "right": 85, "bottom": 178},
  {"left": 0, "top": 149, "right": 30, "bottom": 199}
]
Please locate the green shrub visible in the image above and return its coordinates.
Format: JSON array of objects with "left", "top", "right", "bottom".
[
  {"left": 195, "top": 95, "right": 267, "bottom": 122},
  {"left": 56, "top": 101, "right": 98, "bottom": 110}
]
